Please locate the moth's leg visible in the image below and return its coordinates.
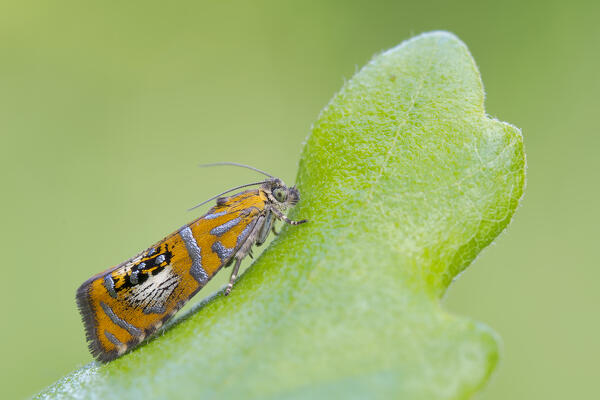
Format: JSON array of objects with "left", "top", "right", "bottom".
[
  {"left": 271, "top": 224, "right": 279, "bottom": 236},
  {"left": 271, "top": 208, "right": 308, "bottom": 225},
  {"left": 225, "top": 258, "right": 242, "bottom": 296},
  {"left": 256, "top": 211, "right": 274, "bottom": 246},
  {"left": 226, "top": 214, "right": 266, "bottom": 295}
]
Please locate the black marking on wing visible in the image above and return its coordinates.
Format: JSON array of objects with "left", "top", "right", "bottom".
[{"left": 112, "top": 245, "right": 173, "bottom": 293}]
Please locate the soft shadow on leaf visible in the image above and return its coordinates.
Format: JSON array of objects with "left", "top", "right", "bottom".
[{"left": 38, "top": 31, "right": 524, "bottom": 400}]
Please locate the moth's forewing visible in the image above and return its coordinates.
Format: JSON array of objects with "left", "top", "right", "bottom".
[{"left": 77, "top": 189, "right": 267, "bottom": 362}]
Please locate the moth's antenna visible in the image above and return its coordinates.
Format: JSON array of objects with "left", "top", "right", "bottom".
[
  {"left": 198, "top": 162, "right": 274, "bottom": 178},
  {"left": 188, "top": 181, "right": 265, "bottom": 211}
]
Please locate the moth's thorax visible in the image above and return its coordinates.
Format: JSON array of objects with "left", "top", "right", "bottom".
[{"left": 214, "top": 189, "right": 266, "bottom": 211}]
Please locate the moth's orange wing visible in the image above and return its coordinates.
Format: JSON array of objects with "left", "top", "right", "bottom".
[{"left": 76, "top": 189, "right": 268, "bottom": 362}]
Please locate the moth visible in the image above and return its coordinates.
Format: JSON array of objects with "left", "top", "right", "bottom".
[{"left": 76, "top": 163, "right": 307, "bottom": 362}]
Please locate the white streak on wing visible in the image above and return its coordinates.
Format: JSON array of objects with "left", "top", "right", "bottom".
[{"left": 127, "top": 265, "right": 181, "bottom": 314}]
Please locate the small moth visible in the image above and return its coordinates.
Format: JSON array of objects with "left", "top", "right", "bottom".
[{"left": 76, "top": 163, "right": 307, "bottom": 362}]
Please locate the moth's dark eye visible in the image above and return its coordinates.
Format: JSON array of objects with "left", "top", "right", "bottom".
[{"left": 274, "top": 188, "right": 287, "bottom": 202}]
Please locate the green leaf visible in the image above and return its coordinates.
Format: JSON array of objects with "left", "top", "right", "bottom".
[{"left": 39, "top": 31, "right": 525, "bottom": 399}]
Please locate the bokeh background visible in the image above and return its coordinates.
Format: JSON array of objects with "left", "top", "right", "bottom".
[{"left": 1, "top": 1, "right": 598, "bottom": 398}]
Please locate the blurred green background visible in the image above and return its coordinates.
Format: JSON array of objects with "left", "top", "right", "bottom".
[{"left": 1, "top": 0, "right": 597, "bottom": 398}]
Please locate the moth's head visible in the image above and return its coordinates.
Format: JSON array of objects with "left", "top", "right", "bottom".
[{"left": 264, "top": 178, "right": 300, "bottom": 209}]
